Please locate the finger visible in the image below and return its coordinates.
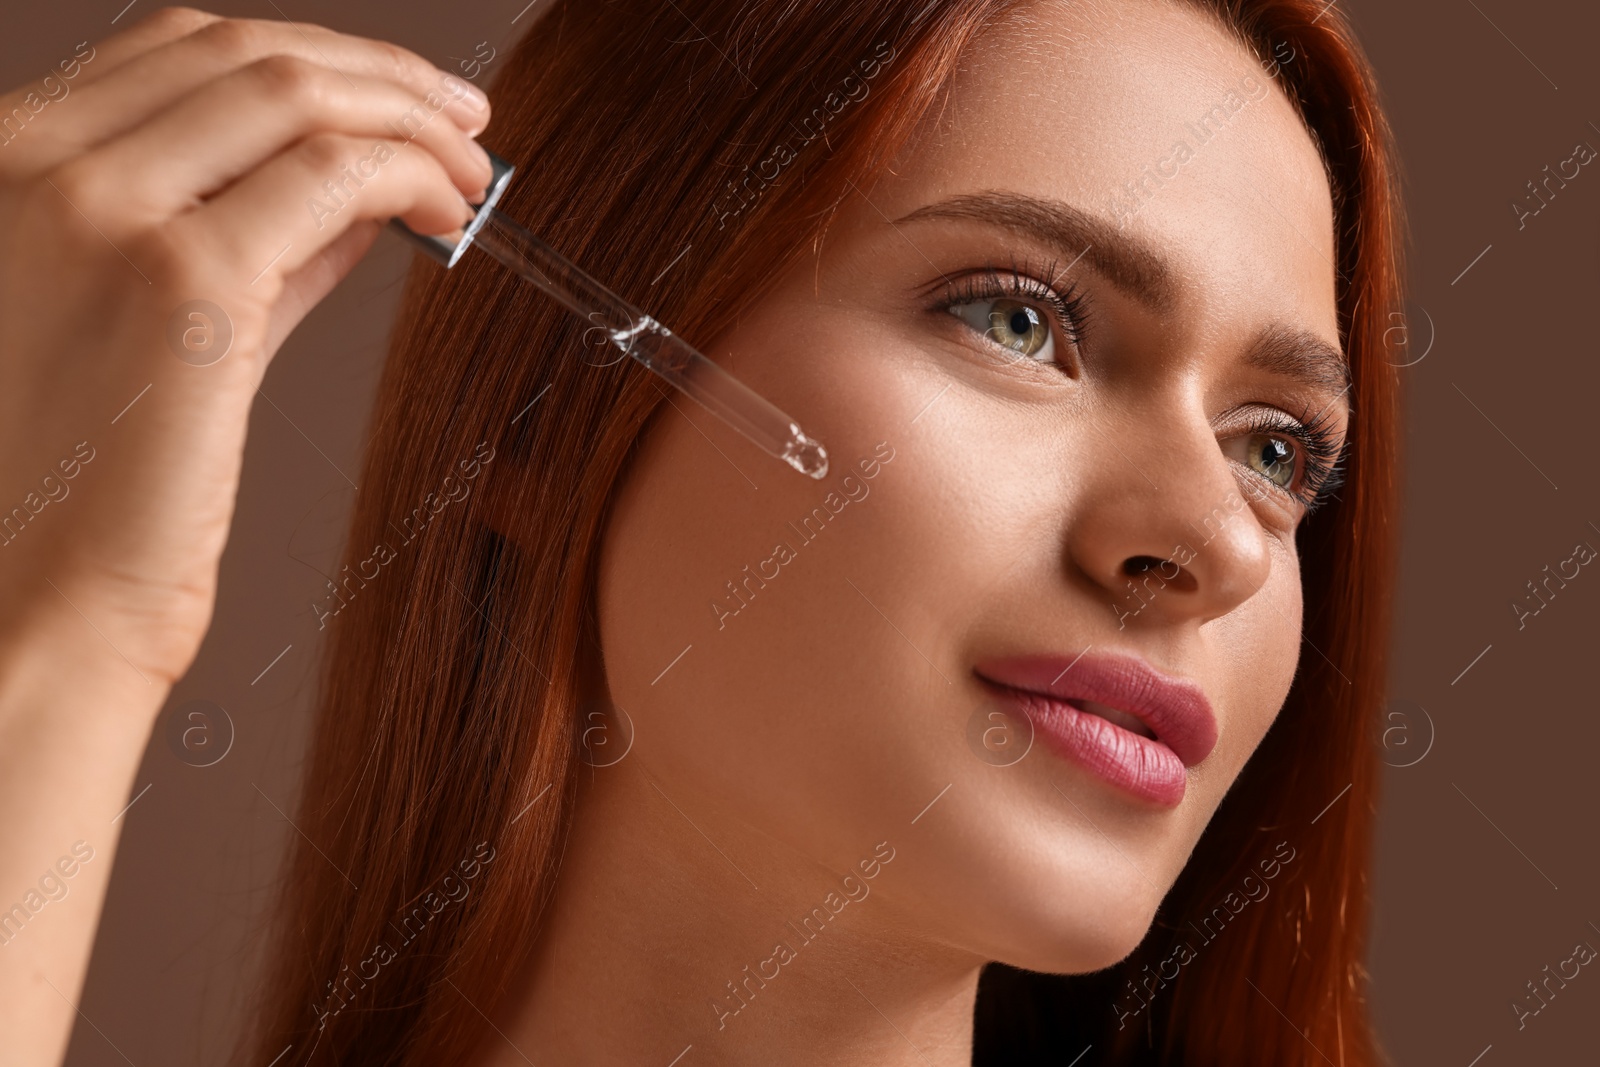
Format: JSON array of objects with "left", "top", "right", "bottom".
[
  {"left": 20, "top": 7, "right": 219, "bottom": 91},
  {"left": 164, "top": 132, "right": 475, "bottom": 295},
  {"left": 41, "top": 16, "right": 488, "bottom": 160},
  {"left": 0, "top": 8, "right": 216, "bottom": 165},
  {"left": 74, "top": 56, "right": 492, "bottom": 225}
]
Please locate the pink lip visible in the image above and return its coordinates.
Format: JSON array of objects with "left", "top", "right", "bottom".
[{"left": 972, "top": 652, "right": 1219, "bottom": 807}]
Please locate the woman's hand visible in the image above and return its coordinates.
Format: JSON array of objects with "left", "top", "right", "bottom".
[
  {"left": 0, "top": 5, "right": 491, "bottom": 678},
  {"left": 0, "top": 8, "right": 492, "bottom": 1062}
]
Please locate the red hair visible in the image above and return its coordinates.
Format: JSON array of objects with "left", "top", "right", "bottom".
[{"left": 247, "top": 2, "right": 1402, "bottom": 1064}]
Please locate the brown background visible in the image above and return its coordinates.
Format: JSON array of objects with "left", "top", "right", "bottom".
[{"left": 1, "top": 1, "right": 1594, "bottom": 1064}]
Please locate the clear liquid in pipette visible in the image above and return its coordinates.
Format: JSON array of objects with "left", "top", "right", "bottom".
[{"left": 469, "top": 210, "right": 829, "bottom": 480}]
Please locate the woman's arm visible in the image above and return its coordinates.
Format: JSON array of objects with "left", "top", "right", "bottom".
[{"left": 0, "top": 8, "right": 494, "bottom": 1062}]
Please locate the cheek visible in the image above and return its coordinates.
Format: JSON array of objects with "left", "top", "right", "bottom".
[
  {"left": 1199, "top": 532, "right": 1304, "bottom": 778},
  {"left": 594, "top": 299, "right": 1014, "bottom": 858}
]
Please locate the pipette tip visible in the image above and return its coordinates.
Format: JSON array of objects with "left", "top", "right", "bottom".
[{"left": 783, "top": 430, "right": 830, "bottom": 480}]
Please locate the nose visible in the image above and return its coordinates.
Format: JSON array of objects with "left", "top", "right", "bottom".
[{"left": 1065, "top": 421, "right": 1274, "bottom": 629}]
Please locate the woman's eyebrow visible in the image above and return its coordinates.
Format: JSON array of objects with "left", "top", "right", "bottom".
[
  {"left": 1244, "top": 323, "right": 1351, "bottom": 405},
  {"left": 895, "top": 191, "right": 1350, "bottom": 405},
  {"left": 892, "top": 190, "right": 1177, "bottom": 312}
]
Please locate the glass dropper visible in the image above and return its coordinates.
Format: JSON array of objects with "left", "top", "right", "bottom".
[{"left": 388, "top": 153, "right": 829, "bottom": 480}]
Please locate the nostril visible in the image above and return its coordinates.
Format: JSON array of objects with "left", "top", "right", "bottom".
[
  {"left": 1120, "top": 554, "right": 1199, "bottom": 594},
  {"left": 1123, "top": 556, "right": 1167, "bottom": 577}
]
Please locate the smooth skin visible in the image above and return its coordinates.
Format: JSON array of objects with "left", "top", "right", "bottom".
[
  {"left": 492, "top": 2, "right": 1343, "bottom": 1065},
  {"left": 0, "top": 8, "right": 493, "bottom": 1064}
]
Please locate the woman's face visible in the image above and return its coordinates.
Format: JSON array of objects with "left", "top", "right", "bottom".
[{"left": 595, "top": 0, "right": 1343, "bottom": 973}]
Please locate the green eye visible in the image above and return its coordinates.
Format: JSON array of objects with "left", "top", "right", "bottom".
[
  {"left": 1223, "top": 408, "right": 1346, "bottom": 512},
  {"left": 1244, "top": 434, "right": 1299, "bottom": 490},
  {"left": 949, "top": 298, "right": 1056, "bottom": 362}
]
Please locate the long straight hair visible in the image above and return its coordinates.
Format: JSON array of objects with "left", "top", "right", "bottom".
[{"left": 247, "top": 1, "right": 1403, "bottom": 1063}]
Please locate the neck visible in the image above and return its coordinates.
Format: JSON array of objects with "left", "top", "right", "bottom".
[{"left": 484, "top": 760, "right": 984, "bottom": 1066}]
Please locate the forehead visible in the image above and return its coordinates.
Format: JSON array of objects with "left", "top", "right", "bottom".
[{"left": 880, "top": 0, "right": 1338, "bottom": 336}]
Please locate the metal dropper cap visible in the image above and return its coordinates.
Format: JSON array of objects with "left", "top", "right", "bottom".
[{"left": 387, "top": 151, "right": 517, "bottom": 268}]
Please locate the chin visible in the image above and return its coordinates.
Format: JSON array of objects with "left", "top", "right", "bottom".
[
  {"left": 916, "top": 831, "right": 1175, "bottom": 978},
  {"left": 999, "top": 890, "right": 1165, "bottom": 977}
]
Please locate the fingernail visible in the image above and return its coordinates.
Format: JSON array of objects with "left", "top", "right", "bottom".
[{"left": 458, "top": 82, "right": 490, "bottom": 112}]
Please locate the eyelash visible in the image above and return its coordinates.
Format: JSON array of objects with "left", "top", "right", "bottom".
[
  {"left": 929, "top": 257, "right": 1345, "bottom": 513},
  {"left": 1239, "top": 404, "right": 1347, "bottom": 512},
  {"left": 932, "top": 256, "right": 1090, "bottom": 364}
]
